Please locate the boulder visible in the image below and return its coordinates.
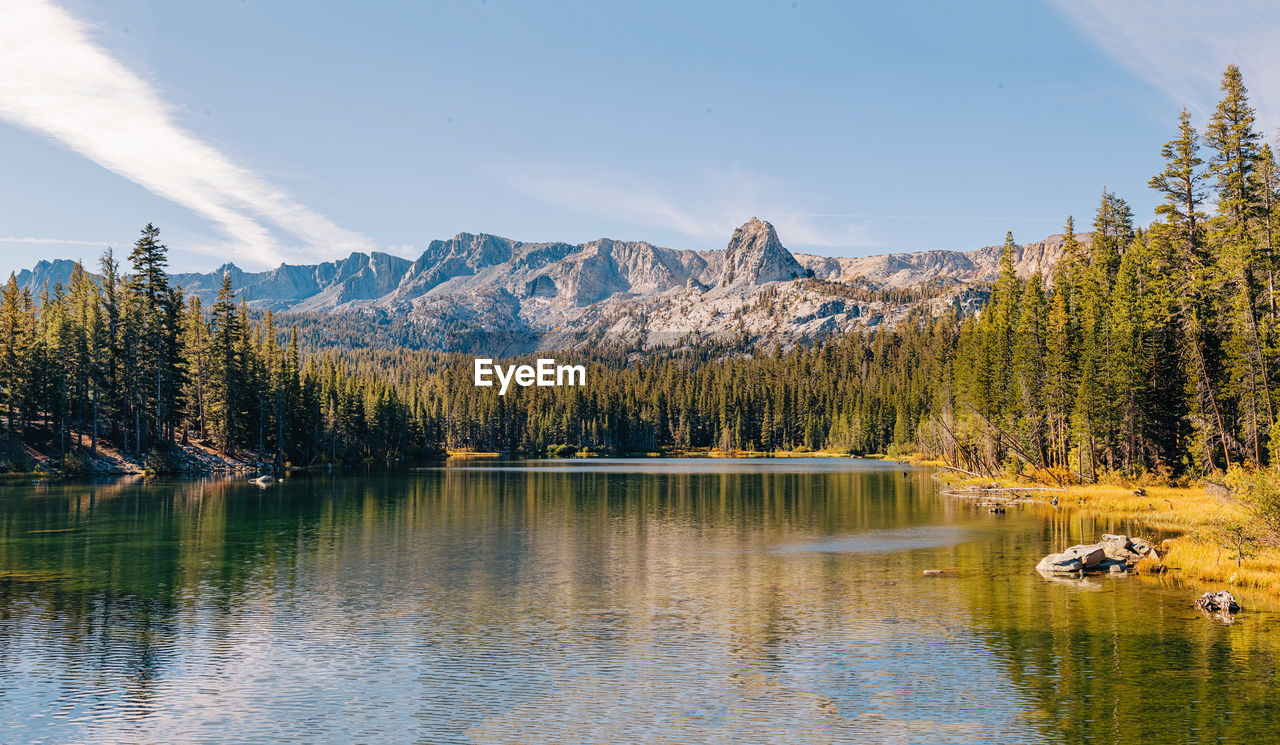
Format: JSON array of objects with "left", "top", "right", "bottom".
[
  {"left": 1036, "top": 553, "right": 1082, "bottom": 574},
  {"left": 1129, "top": 537, "right": 1159, "bottom": 561},
  {"left": 1063, "top": 544, "right": 1106, "bottom": 568},
  {"left": 1196, "top": 591, "right": 1240, "bottom": 614},
  {"left": 1097, "top": 533, "right": 1160, "bottom": 563},
  {"left": 1036, "top": 544, "right": 1105, "bottom": 574},
  {"left": 1097, "top": 557, "right": 1130, "bottom": 573},
  {"left": 1099, "top": 534, "right": 1144, "bottom": 562}
]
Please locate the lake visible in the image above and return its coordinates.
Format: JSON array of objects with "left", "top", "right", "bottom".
[{"left": 1, "top": 458, "right": 1277, "bottom": 744}]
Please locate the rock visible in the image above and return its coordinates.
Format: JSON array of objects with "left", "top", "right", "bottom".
[
  {"left": 718, "top": 218, "right": 808, "bottom": 286},
  {"left": 921, "top": 569, "right": 944, "bottom": 576},
  {"left": 523, "top": 275, "right": 557, "bottom": 298},
  {"left": 1096, "top": 533, "right": 1160, "bottom": 563},
  {"left": 1129, "top": 537, "right": 1159, "bottom": 561},
  {"left": 1096, "top": 557, "right": 1130, "bottom": 574},
  {"left": 836, "top": 233, "right": 1084, "bottom": 290},
  {"left": 20, "top": 222, "right": 1097, "bottom": 355},
  {"left": 1099, "top": 534, "right": 1143, "bottom": 562},
  {"left": 1037, "top": 554, "right": 1081, "bottom": 574},
  {"left": 1064, "top": 544, "right": 1106, "bottom": 568},
  {"left": 1035, "top": 543, "right": 1106, "bottom": 574},
  {"left": 1196, "top": 591, "right": 1240, "bottom": 614}
]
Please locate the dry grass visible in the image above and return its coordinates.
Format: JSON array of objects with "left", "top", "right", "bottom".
[
  {"left": 1056, "top": 483, "right": 1242, "bottom": 533},
  {"left": 1159, "top": 538, "right": 1280, "bottom": 598},
  {"left": 947, "top": 471, "right": 1280, "bottom": 598},
  {"left": 1061, "top": 474, "right": 1280, "bottom": 597}
]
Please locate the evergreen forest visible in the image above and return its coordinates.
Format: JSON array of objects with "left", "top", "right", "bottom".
[{"left": 1, "top": 66, "right": 1277, "bottom": 481}]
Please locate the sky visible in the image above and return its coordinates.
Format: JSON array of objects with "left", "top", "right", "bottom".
[{"left": 0, "top": 0, "right": 1278, "bottom": 275}]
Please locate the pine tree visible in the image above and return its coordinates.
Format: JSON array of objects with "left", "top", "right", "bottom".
[
  {"left": 1150, "top": 109, "right": 1230, "bottom": 470},
  {"left": 98, "top": 248, "right": 124, "bottom": 446},
  {"left": 181, "top": 295, "right": 211, "bottom": 442},
  {"left": 0, "top": 274, "right": 27, "bottom": 437},
  {"left": 126, "top": 223, "right": 180, "bottom": 450},
  {"left": 1205, "top": 66, "right": 1272, "bottom": 463},
  {"left": 1012, "top": 272, "right": 1048, "bottom": 466},
  {"left": 209, "top": 273, "right": 242, "bottom": 453},
  {"left": 1205, "top": 65, "right": 1261, "bottom": 235},
  {"left": 1107, "top": 234, "right": 1152, "bottom": 470}
]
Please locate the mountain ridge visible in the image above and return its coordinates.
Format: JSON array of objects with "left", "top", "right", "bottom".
[{"left": 12, "top": 220, "right": 1087, "bottom": 353}]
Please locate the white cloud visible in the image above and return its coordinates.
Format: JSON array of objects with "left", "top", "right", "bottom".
[
  {"left": 507, "top": 168, "right": 1070, "bottom": 255},
  {"left": 0, "top": 0, "right": 372, "bottom": 268},
  {"left": 1052, "top": 0, "right": 1280, "bottom": 127},
  {"left": 506, "top": 168, "right": 881, "bottom": 252}
]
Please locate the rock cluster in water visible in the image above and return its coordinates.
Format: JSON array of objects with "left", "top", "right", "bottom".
[
  {"left": 1196, "top": 590, "right": 1240, "bottom": 614},
  {"left": 1035, "top": 534, "right": 1159, "bottom": 575}
]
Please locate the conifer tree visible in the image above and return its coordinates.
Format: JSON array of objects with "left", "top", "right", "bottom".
[
  {"left": 126, "top": 223, "right": 181, "bottom": 450},
  {"left": 1150, "top": 109, "right": 1230, "bottom": 470},
  {"left": 209, "top": 273, "right": 242, "bottom": 453},
  {"left": 1206, "top": 66, "right": 1272, "bottom": 463}
]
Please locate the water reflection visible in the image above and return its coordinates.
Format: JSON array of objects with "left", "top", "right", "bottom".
[{"left": 0, "top": 461, "right": 1275, "bottom": 744}]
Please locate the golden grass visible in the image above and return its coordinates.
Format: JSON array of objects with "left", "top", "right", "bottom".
[
  {"left": 695, "top": 448, "right": 861, "bottom": 459},
  {"left": 1056, "top": 483, "right": 1242, "bottom": 532},
  {"left": 1160, "top": 538, "right": 1280, "bottom": 599},
  {"left": 946, "top": 470, "right": 1280, "bottom": 598}
]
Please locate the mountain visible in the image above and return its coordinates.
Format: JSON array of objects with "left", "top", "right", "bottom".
[
  {"left": 14, "top": 259, "right": 80, "bottom": 293},
  {"left": 816, "top": 233, "right": 1077, "bottom": 287},
  {"left": 10, "top": 220, "right": 1086, "bottom": 353},
  {"left": 719, "top": 218, "right": 809, "bottom": 285}
]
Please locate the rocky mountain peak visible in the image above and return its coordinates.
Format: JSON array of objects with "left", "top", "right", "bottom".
[
  {"left": 720, "top": 217, "right": 808, "bottom": 286},
  {"left": 9, "top": 220, "right": 1084, "bottom": 353}
]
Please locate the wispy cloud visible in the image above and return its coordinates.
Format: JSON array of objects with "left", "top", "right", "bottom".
[
  {"left": 1051, "top": 0, "right": 1280, "bottom": 126},
  {"left": 0, "top": 0, "right": 372, "bottom": 268},
  {"left": 507, "top": 168, "right": 1069, "bottom": 254},
  {"left": 506, "top": 168, "right": 882, "bottom": 252}
]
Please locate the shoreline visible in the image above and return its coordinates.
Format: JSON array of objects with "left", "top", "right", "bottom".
[
  {"left": 937, "top": 469, "right": 1280, "bottom": 604},
  {"left": 19, "top": 447, "right": 1278, "bottom": 606}
]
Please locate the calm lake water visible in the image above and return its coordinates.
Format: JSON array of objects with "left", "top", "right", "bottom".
[{"left": 1, "top": 458, "right": 1278, "bottom": 744}]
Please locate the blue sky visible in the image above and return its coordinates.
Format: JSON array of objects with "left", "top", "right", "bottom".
[{"left": 0, "top": 0, "right": 1276, "bottom": 274}]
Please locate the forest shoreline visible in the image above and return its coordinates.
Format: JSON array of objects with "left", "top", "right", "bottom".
[
  {"left": 2, "top": 431, "right": 351, "bottom": 478},
  {"left": 16, "top": 442, "right": 1280, "bottom": 602}
]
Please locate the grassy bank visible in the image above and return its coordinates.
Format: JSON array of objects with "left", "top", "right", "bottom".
[{"left": 942, "top": 468, "right": 1280, "bottom": 600}]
